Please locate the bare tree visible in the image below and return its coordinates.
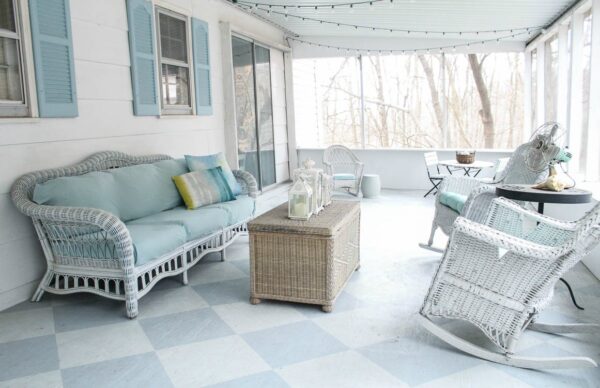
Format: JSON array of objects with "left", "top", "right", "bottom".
[
  {"left": 417, "top": 55, "right": 445, "bottom": 138},
  {"left": 468, "top": 54, "right": 495, "bottom": 148}
]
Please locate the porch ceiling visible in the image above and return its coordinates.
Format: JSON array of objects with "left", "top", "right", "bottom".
[{"left": 232, "top": 0, "right": 577, "bottom": 43}]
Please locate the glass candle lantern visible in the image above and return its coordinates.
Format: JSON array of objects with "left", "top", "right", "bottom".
[
  {"left": 321, "top": 173, "right": 333, "bottom": 207},
  {"left": 293, "top": 159, "right": 324, "bottom": 215},
  {"left": 288, "top": 177, "right": 313, "bottom": 220}
]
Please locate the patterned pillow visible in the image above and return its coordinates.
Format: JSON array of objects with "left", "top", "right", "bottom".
[
  {"left": 185, "top": 153, "right": 242, "bottom": 195},
  {"left": 172, "top": 167, "right": 235, "bottom": 210}
]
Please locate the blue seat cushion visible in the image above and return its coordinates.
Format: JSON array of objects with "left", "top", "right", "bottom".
[
  {"left": 127, "top": 206, "right": 230, "bottom": 242},
  {"left": 439, "top": 191, "right": 468, "bottom": 214},
  {"left": 125, "top": 223, "right": 187, "bottom": 267},
  {"left": 204, "top": 195, "right": 255, "bottom": 225},
  {"left": 33, "top": 159, "right": 189, "bottom": 222},
  {"left": 333, "top": 173, "right": 356, "bottom": 181}
]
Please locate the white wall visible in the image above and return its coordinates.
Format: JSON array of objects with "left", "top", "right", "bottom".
[
  {"left": 298, "top": 148, "right": 511, "bottom": 190},
  {"left": 0, "top": 0, "right": 289, "bottom": 310}
]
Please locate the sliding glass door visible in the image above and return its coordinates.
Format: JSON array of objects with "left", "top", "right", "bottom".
[{"left": 232, "top": 36, "right": 276, "bottom": 190}]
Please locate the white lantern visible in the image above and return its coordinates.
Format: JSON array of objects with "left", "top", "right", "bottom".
[
  {"left": 293, "top": 159, "right": 324, "bottom": 214},
  {"left": 288, "top": 177, "right": 313, "bottom": 220}
]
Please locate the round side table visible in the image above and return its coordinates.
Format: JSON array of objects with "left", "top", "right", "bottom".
[
  {"left": 362, "top": 174, "right": 381, "bottom": 198},
  {"left": 495, "top": 184, "right": 593, "bottom": 310}
]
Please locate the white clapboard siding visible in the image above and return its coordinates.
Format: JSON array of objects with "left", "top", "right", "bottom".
[{"left": 0, "top": 0, "right": 288, "bottom": 309}]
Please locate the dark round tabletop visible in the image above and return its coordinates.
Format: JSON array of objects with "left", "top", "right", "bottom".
[{"left": 495, "top": 184, "right": 593, "bottom": 204}]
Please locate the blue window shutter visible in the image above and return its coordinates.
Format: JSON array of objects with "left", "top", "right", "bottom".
[
  {"left": 192, "top": 18, "right": 212, "bottom": 116},
  {"left": 29, "top": 0, "right": 78, "bottom": 118},
  {"left": 126, "top": 0, "right": 159, "bottom": 116}
]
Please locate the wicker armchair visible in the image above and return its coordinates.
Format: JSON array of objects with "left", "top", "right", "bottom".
[
  {"left": 420, "top": 141, "right": 548, "bottom": 252},
  {"left": 323, "top": 145, "right": 364, "bottom": 197},
  {"left": 11, "top": 151, "right": 258, "bottom": 318},
  {"left": 420, "top": 197, "right": 600, "bottom": 369}
]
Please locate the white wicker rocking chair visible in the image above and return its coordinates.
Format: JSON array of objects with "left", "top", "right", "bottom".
[
  {"left": 420, "top": 197, "right": 600, "bottom": 369},
  {"left": 323, "top": 145, "right": 364, "bottom": 197},
  {"left": 420, "top": 140, "right": 548, "bottom": 253}
]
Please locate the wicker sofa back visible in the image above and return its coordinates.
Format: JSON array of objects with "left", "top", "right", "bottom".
[{"left": 11, "top": 151, "right": 258, "bottom": 318}]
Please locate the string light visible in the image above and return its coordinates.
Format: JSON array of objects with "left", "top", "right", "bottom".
[
  {"left": 240, "top": 4, "right": 543, "bottom": 36},
  {"left": 286, "top": 29, "right": 534, "bottom": 55},
  {"left": 236, "top": 0, "right": 386, "bottom": 9}
]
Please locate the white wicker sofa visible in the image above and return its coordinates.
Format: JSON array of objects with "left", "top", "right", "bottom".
[{"left": 11, "top": 151, "right": 258, "bottom": 318}]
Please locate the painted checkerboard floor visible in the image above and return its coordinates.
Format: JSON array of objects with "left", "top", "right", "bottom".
[{"left": 1, "top": 190, "right": 599, "bottom": 387}]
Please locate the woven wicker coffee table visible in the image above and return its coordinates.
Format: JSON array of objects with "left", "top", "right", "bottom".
[{"left": 248, "top": 200, "right": 360, "bottom": 312}]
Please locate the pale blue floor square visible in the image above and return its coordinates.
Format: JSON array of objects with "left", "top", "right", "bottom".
[
  {"left": 230, "top": 259, "right": 250, "bottom": 275},
  {"left": 192, "top": 278, "right": 251, "bottom": 306},
  {"left": 359, "top": 334, "right": 482, "bottom": 386},
  {"left": 0, "top": 335, "right": 59, "bottom": 381},
  {"left": 242, "top": 321, "right": 347, "bottom": 368},
  {"left": 207, "top": 371, "right": 289, "bottom": 388},
  {"left": 53, "top": 296, "right": 126, "bottom": 333},
  {"left": 62, "top": 352, "right": 173, "bottom": 388},
  {"left": 140, "top": 308, "right": 233, "bottom": 349}
]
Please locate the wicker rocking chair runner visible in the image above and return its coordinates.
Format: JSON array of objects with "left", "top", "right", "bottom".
[{"left": 248, "top": 201, "right": 360, "bottom": 312}]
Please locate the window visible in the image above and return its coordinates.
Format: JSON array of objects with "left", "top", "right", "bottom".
[
  {"left": 293, "top": 52, "right": 524, "bottom": 150},
  {"left": 156, "top": 8, "right": 191, "bottom": 114},
  {"left": 544, "top": 34, "right": 558, "bottom": 122},
  {"left": 0, "top": 0, "right": 28, "bottom": 117},
  {"left": 530, "top": 49, "right": 537, "bottom": 129},
  {"left": 580, "top": 10, "right": 593, "bottom": 172}
]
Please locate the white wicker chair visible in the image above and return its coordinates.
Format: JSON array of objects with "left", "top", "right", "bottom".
[
  {"left": 420, "top": 197, "right": 600, "bottom": 369},
  {"left": 323, "top": 145, "right": 364, "bottom": 197},
  {"left": 420, "top": 141, "right": 548, "bottom": 252}
]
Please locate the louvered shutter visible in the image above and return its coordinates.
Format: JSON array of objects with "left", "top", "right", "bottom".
[
  {"left": 192, "top": 18, "right": 212, "bottom": 116},
  {"left": 126, "top": 0, "right": 159, "bottom": 116},
  {"left": 29, "top": 0, "right": 78, "bottom": 117}
]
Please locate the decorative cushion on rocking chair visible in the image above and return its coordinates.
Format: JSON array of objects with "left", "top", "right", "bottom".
[
  {"left": 439, "top": 191, "right": 467, "bottom": 214},
  {"left": 333, "top": 173, "right": 356, "bottom": 181}
]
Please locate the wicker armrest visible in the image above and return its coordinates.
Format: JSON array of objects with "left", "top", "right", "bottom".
[
  {"left": 453, "top": 217, "right": 568, "bottom": 260},
  {"left": 233, "top": 170, "right": 259, "bottom": 198}
]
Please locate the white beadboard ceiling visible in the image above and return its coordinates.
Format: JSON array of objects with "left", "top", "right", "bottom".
[{"left": 232, "top": 0, "right": 577, "bottom": 43}]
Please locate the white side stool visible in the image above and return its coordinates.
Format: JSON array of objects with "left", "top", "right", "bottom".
[{"left": 361, "top": 174, "right": 381, "bottom": 198}]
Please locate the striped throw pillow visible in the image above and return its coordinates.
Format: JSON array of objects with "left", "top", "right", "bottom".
[{"left": 172, "top": 167, "right": 235, "bottom": 210}]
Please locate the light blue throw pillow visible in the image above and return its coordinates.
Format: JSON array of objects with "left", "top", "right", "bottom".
[{"left": 185, "top": 153, "right": 242, "bottom": 195}]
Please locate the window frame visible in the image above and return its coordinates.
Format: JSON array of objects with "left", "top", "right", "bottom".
[
  {"left": 0, "top": 0, "right": 30, "bottom": 118},
  {"left": 155, "top": 6, "right": 194, "bottom": 116}
]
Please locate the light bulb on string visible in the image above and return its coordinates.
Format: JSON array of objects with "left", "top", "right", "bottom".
[{"left": 349, "top": 4, "right": 354, "bottom": 13}]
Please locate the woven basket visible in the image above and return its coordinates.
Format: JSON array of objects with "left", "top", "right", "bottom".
[{"left": 456, "top": 151, "right": 476, "bottom": 164}]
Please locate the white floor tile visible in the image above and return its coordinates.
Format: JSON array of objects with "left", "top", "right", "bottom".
[
  {"left": 56, "top": 321, "right": 153, "bottom": 369},
  {"left": 278, "top": 350, "right": 406, "bottom": 388},
  {"left": 0, "top": 307, "right": 54, "bottom": 344},
  {"left": 414, "top": 364, "right": 533, "bottom": 388},
  {"left": 187, "top": 261, "right": 247, "bottom": 286},
  {"left": 213, "top": 301, "right": 306, "bottom": 334},
  {"left": 157, "top": 335, "right": 270, "bottom": 387},
  {"left": 137, "top": 286, "right": 208, "bottom": 319}
]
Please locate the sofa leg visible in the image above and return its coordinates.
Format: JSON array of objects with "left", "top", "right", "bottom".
[
  {"left": 125, "top": 298, "right": 138, "bottom": 319},
  {"left": 31, "top": 270, "right": 53, "bottom": 302},
  {"left": 221, "top": 248, "right": 226, "bottom": 262},
  {"left": 182, "top": 271, "right": 188, "bottom": 285}
]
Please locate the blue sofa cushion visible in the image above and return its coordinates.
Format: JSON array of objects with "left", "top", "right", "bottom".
[
  {"left": 205, "top": 195, "right": 255, "bottom": 225},
  {"left": 33, "top": 159, "right": 188, "bottom": 222},
  {"left": 33, "top": 171, "right": 121, "bottom": 217},
  {"left": 439, "top": 191, "right": 467, "bottom": 214},
  {"left": 128, "top": 206, "right": 230, "bottom": 242},
  {"left": 125, "top": 223, "right": 187, "bottom": 267}
]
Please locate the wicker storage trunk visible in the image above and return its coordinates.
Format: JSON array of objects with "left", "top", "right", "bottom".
[{"left": 248, "top": 201, "right": 360, "bottom": 312}]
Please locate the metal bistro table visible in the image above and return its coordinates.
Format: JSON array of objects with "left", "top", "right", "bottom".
[
  {"left": 496, "top": 184, "right": 593, "bottom": 310},
  {"left": 438, "top": 159, "right": 494, "bottom": 177}
]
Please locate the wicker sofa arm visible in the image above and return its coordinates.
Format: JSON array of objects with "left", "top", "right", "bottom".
[
  {"left": 233, "top": 170, "right": 259, "bottom": 198},
  {"left": 452, "top": 217, "right": 568, "bottom": 260}
]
